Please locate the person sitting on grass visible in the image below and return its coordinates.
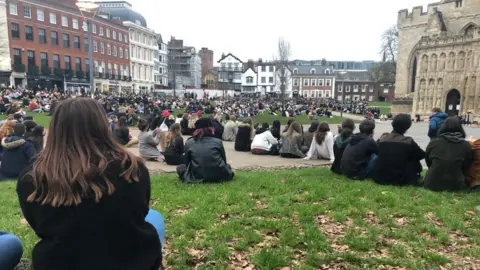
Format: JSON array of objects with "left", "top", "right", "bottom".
[
  {"left": 303, "top": 121, "right": 319, "bottom": 152},
  {"left": 279, "top": 122, "right": 307, "bottom": 158},
  {"left": 29, "top": 125, "right": 45, "bottom": 153},
  {"left": 180, "top": 113, "right": 192, "bottom": 135},
  {"left": 138, "top": 119, "right": 164, "bottom": 162},
  {"left": 23, "top": 120, "right": 37, "bottom": 138},
  {"left": 28, "top": 98, "right": 42, "bottom": 113},
  {"left": 251, "top": 123, "right": 278, "bottom": 155},
  {"left": 374, "top": 114, "right": 425, "bottom": 186},
  {"left": 330, "top": 119, "right": 355, "bottom": 174},
  {"left": 0, "top": 123, "right": 36, "bottom": 180},
  {"left": 304, "top": 121, "right": 334, "bottom": 162},
  {"left": 222, "top": 115, "right": 237, "bottom": 142},
  {"left": 341, "top": 119, "right": 378, "bottom": 180},
  {"left": 235, "top": 118, "right": 254, "bottom": 152},
  {"left": 112, "top": 116, "right": 138, "bottom": 148},
  {"left": 17, "top": 98, "right": 165, "bottom": 270},
  {"left": 177, "top": 118, "right": 234, "bottom": 183},
  {"left": 0, "top": 231, "right": 23, "bottom": 270},
  {"left": 270, "top": 120, "right": 281, "bottom": 141},
  {"left": 163, "top": 123, "right": 185, "bottom": 166},
  {"left": 424, "top": 116, "right": 473, "bottom": 192}
]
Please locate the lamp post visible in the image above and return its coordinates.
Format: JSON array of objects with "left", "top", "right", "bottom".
[
  {"left": 338, "top": 71, "right": 347, "bottom": 118},
  {"left": 76, "top": 0, "right": 98, "bottom": 99}
]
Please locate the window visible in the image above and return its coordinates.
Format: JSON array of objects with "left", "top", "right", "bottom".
[
  {"left": 310, "top": 68, "right": 316, "bottom": 74},
  {"left": 61, "top": 15, "right": 68, "bottom": 27},
  {"left": 119, "top": 33, "right": 122, "bottom": 42},
  {"left": 27, "top": 51, "right": 35, "bottom": 66},
  {"left": 84, "top": 37, "right": 89, "bottom": 52},
  {"left": 38, "top": 28, "right": 46, "bottom": 44},
  {"left": 13, "top": 49, "right": 21, "bottom": 65},
  {"left": 64, "top": 56, "right": 71, "bottom": 70},
  {"left": 106, "top": 28, "right": 110, "bottom": 38},
  {"left": 125, "top": 49, "right": 128, "bottom": 59},
  {"left": 337, "top": 84, "right": 343, "bottom": 92},
  {"left": 293, "top": 79, "right": 298, "bottom": 86},
  {"left": 74, "top": 36, "right": 80, "bottom": 49},
  {"left": 75, "top": 57, "right": 81, "bottom": 71},
  {"left": 326, "top": 80, "right": 331, "bottom": 86},
  {"left": 113, "top": 46, "right": 117, "bottom": 56},
  {"left": 37, "top": 9, "right": 44, "bottom": 21},
  {"left": 53, "top": 54, "right": 60, "bottom": 69},
  {"left": 246, "top": 76, "right": 253, "bottom": 83},
  {"left": 456, "top": 0, "right": 463, "bottom": 8},
  {"left": 92, "top": 24, "right": 97, "bottom": 34},
  {"left": 100, "top": 42, "right": 104, "bottom": 54},
  {"left": 9, "top": 3, "right": 17, "bottom": 15},
  {"left": 11, "top": 23, "right": 19, "bottom": 39},
  {"left": 99, "top": 27, "right": 104, "bottom": 36},
  {"left": 82, "top": 21, "right": 87, "bottom": 32},
  {"left": 51, "top": 31, "right": 58, "bottom": 45},
  {"left": 362, "top": 84, "right": 367, "bottom": 92},
  {"left": 261, "top": 66, "right": 266, "bottom": 72},
  {"left": 113, "top": 31, "right": 116, "bottom": 40},
  {"left": 369, "top": 87, "right": 374, "bottom": 93},
  {"left": 49, "top": 13, "right": 56, "bottom": 24},
  {"left": 269, "top": 77, "right": 273, "bottom": 83},
  {"left": 24, "top": 6, "right": 31, "bottom": 18},
  {"left": 269, "top": 66, "right": 274, "bottom": 72},
  {"left": 119, "top": 47, "right": 123, "bottom": 58},
  {"left": 368, "top": 96, "right": 374, "bottom": 101},
  {"left": 86, "top": 59, "right": 90, "bottom": 72},
  {"left": 107, "top": 44, "right": 111, "bottom": 55},
  {"left": 353, "top": 84, "right": 358, "bottom": 92},
  {"left": 261, "top": 77, "right": 266, "bottom": 83},
  {"left": 63, "top": 33, "right": 70, "bottom": 48},
  {"left": 346, "top": 85, "right": 351, "bottom": 92},
  {"left": 25, "top": 26, "right": 33, "bottom": 41},
  {"left": 319, "top": 80, "right": 323, "bottom": 86},
  {"left": 293, "top": 69, "right": 298, "bottom": 75},
  {"left": 72, "top": 18, "right": 79, "bottom": 29},
  {"left": 311, "top": 79, "right": 317, "bottom": 86},
  {"left": 124, "top": 34, "right": 128, "bottom": 43},
  {"left": 93, "top": 40, "right": 98, "bottom": 52},
  {"left": 383, "top": 88, "right": 389, "bottom": 94},
  {"left": 304, "top": 79, "right": 309, "bottom": 86},
  {"left": 40, "top": 53, "right": 48, "bottom": 69}
]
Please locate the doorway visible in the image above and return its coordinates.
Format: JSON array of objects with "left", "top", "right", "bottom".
[{"left": 445, "top": 89, "right": 461, "bottom": 116}]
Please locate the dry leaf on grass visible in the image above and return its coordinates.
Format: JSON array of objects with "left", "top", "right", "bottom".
[
  {"left": 424, "top": 212, "right": 444, "bottom": 227},
  {"left": 229, "top": 252, "right": 256, "bottom": 270},
  {"left": 396, "top": 217, "right": 407, "bottom": 226},
  {"left": 465, "top": 210, "right": 476, "bottom": 216}
]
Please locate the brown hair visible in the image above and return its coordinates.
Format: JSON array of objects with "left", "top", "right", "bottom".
[
  {"left": 166, "top": 123, "right": 180, "bottom": 147},
  {"left": 286, "top": 122, "right": 302, "bottom": 137},
  {"left": 0, "top": 121, "right": 15, "bottom": 141},
  {"left": 315, "top": 122, "right": 330, "bottom": 145},
  {"left": 26, "top": 98, "right": 143, "bottom": 207}
]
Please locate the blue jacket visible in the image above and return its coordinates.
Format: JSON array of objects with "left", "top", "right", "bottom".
[
  {"left": 0, "top": 136, "right": 36, "bottom": 179},
  {"left": 428, "top": 112, "right": 447, "bottom": 139}
]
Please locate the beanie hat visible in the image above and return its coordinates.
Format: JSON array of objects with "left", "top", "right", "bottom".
[
  {"left": 14, "top": 123, "right": 26, "bottom": 136},
  {"left": 194, "top": 118, "right": 212, "bottom": 129},
  {"left": 162, "top": 110, "right": 170, "bottom": 118}
]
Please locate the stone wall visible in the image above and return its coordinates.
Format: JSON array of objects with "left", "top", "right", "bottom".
[{"left": 391, "top": 99, "right": 413, "bottom": 116}]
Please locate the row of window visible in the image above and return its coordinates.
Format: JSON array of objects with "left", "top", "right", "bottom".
[
  {"left": 93, "top": 40, "right": 129, "bottom": 59},
  {"left": 131, "top": 45, "right": 155, "bottom": 62},
  {"left": 129, "top": 31, "right": 157, "bottom": 48},
  {"left": 131, "top": 64, "right": 154, "bottom": 82},
  {"left": 13, "top": 48, "right": 86, "bottom": 71},
  {"left": 293, "top": 68, "right": 332, "bottom": 75},
  {"left": 9, "top": 3, "right": 128, "bottom": 43},
  {"left": 94, "top": 61, "right": 130, "bottom": 77},
  {"left": 337, "top": 84, "right": 373, "bottom": 92},
  {"left": 245, "top": 76, "right": 274, "bottom": 84},
  {"left": 337, "top": 95, "right": 375, "bottom": 102},
  {"left": 293, "top": 78, "right": 332, "bottom": 87},
  {"left": 301, "top": 90, "right": 332, "bottom": 98}
]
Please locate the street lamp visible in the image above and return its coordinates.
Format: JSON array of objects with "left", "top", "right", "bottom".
[
  {"left": 338, "top": 71, "right": 347, "bottom": 118},
  {"left": 76, "top": 0, "right": 99, "bottom": 99}
]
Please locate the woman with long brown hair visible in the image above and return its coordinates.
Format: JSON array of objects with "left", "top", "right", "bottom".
[
  {"left": 16, "top": 98, "right": 165, "bottom": 270},
  {"left": 164, "top": 123, "right": 185, "bottom": 165},
  {"left": 279, "top": 121, "right": 307, "bottom": 158},
  {"left": 304, "top": 122, "right": 334, "bottom": 161}
]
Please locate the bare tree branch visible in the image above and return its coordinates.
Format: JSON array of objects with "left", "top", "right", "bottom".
[
  {"left": 275, "top": 37, "right": 291, "bottom": 110},
  {"left": 380, "top": 25, "right": 398, "bottom": 63}
]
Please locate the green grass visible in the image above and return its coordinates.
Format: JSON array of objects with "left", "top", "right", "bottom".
[
  {"left": 0, "top": 113, "right": 51, "bottom": 128},
  {"left": 367, "top": 102, "right": 391, "bottom": 115},
  {"left": 2, "top": 169, "right": 480, "bottom": 269}
]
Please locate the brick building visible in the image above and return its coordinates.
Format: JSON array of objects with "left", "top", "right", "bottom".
[
  {"left": 334, "top": 71, "right": 395, "bottom": 102},
  {"left": 7, "top": 0, "right": 132, "bottom": 93},
  {"left": 291, "top": 65, "right": 335, "bottom": 98},
  {"left": 198, "top": 47, "right": 213, "bottom": 78}
]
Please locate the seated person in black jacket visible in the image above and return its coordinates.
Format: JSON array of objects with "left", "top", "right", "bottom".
[
  {"left": 112, "top": 116, "right": 138, "bottom": 147},
  {"left": 210, "top": 115, "right": 224, "bottom": 140},
  {"left": 235, "top": 118, "right": 253, "bottom": 152},
  {"left": 164, "top": 123, "right": 185, "bottom": 165},
  {"left": 374, "top": 114, "right": 425, "bottom": 186},
  {"left": 180, "top": 113, "right": 193, "bottom": 135},
  {"left": 341, "top": 119, "right": 378, "bottom": 180},
  {"left": 331, "top": 119, "right": 355, "bottom": 174}
]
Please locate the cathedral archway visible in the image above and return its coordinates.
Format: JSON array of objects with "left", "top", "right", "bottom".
[{"left": 445, "top": 89, "right": 461, "bottom": 116}]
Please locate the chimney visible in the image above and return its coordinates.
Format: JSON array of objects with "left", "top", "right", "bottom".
[{"left": 258, "top": 58, "right": 263, "bottom": 64}]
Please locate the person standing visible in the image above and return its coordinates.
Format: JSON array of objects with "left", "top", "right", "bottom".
[{"left": 428, "top": 108, "right": 447, "bottom": 139}]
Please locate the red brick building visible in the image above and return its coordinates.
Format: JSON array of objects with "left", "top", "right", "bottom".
[
  {"left": 334, "top": 71, "right": 395, "bottom": 102},
  {"left": 7, "top": 0, "right": 131, "bottom": 93},
  {"left": 198, "top": 47, "right": 213, "bottom": 78}
]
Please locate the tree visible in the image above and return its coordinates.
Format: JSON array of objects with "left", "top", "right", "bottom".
[
  {"left": 371, "top": 25, "right": 397, "bottom": 83},
  {"left": 275, "top": 37, "right": 291, "bottom": 111}
]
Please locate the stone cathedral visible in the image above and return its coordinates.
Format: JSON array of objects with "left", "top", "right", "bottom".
[{"left": 395, "top": 0, "right": 480, "bottom": 120}]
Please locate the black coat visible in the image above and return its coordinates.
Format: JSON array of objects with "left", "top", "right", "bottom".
[
  {"left": 235, "top": 124, "right": 252, "bottom": 152},
  {"left": 164, "top": 135, "right": 185, "bottom": 166},
  {"left": 180, "top": 118, "right": 192, "bottom": 135},
  {"left": 112, "top": 126, "right": 130, "bottom": 145},
  {"left": 374, "top": 132, "right": 425, "bottom": 186},
  {"left": 424, "top": 132, "right": 473, "bottom": 191},
  {"left": 341, "top": 133, "right": 378, "bottom": 179},
  {"left": 16, "top": 161, "right": 162, "bottom": 270},
  {"left": 330, "top": 136, "right": 350, "bottom": 174},
  {"left": 179, "top": 136, "right": 234, "bottom": 183}
]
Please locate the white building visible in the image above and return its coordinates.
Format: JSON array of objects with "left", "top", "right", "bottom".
[
  {"left": 154, "top": 34, "right": 168, "bottom": 88},
  {"left": 0, "top": 0, "right": 12, "bottom": 86},
  {"left": 124, "top": 21, "right": 158, "bottom": 93},
  {"left": 217, "top": 53, "right": 242, "bottom": 93},
  {"left": 257, "top": 61, "right": 276, "bottom": 94},
  {"left": 241, "top": 65, "right": 257, "bottom": 93}
]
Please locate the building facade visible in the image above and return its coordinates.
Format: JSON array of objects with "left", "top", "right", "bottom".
[
  {"left": 202, "top": 67, "right": 217, "bottom": 89},
  {"left": 167, "top": 37, "right": 201, "bottom": 89},
  {"left": 153, "top": 33, "right": 168, "bottom": 89},
  {"left": 291, "top": 65, "right": 335, "bottom": 98},
  {"left": 217, "top": 53, "right": 242, "bottom": 93},
  {"left": 396, "top": 0, "right": 480, "bottom": 118},
  {"left": 0, "top": 0, "right": 12, "bottom": 86},
  {"left": 241, "top": 63, "right": 257, "bottom": 93},
  {"left": 334, "top": 71, "right": 394, "bottom": 102},
  {"left": 198, "top": 47, "right": 213, "bottom": 78},
  {"left": 7, "top": 0, "right": 131, "bottom": 92}
]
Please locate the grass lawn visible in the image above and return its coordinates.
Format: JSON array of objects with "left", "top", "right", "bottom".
[
  {"left": 367, "top": 102, "right": 391, "bottom": 115},
  {"left": 0, "top": 113, "right": 51, "bottom": 128},
  {"left": 2, "top": 169, "right": 480, "bottom": 269}
]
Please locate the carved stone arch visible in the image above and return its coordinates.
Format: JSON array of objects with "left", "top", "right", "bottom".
[
  {"left": 448, "top": 52, "right": 456, "bottom": 69},
  {"left": 460, "top": 22, "right": 479, "bottom": 35},
  {"left": 421, "top": 54, "right": 429, "bottom": 72},
  {"left": 458, "top": 51, "right": 466, "bottom": 69},
  {"left": 407, "top": 45, "right": 419, "bottom": 93},
  {"left": 439, "top": 53, "right": 446, "bottom": 71},
  {"left": 467, "top": 51, "right": 474, "bottom": 69},
  {"left": 430, "top": 54, "right": 438, "bottom": 72}
]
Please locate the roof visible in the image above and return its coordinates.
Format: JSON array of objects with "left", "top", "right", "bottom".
[
  {"left": 290, "top": 65, "right": 333, "bottom": 75},
  {"left": 156, "top": 33, "right": 163, "bottom": 44},
  {"left": 335, "top": 70, "right": 376, "bottom": 81},
  {"left": 98, "top": 4, "right": 147, "bottom": 27},
  {"left": 243, "top": 66, "right": 256, "bottom": 74},
  {"left": 217, "top": 53, "right": 243, "bottom": 63},
  {"left": 208, "top": 67, "right": 218, "bottom": 76}
]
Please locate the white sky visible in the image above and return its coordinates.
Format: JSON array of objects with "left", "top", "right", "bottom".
[{"left": 128, "top": 0, "right": 433, "bottom": 62}]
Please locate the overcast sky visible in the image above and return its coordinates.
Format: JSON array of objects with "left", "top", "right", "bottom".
[{"left": 127, "top": 0, "right": 433, "bottom": 62}]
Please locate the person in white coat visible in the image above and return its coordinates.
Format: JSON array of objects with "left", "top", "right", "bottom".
[
  {"left": 251, "top": 123, "right": 279, "bottom": 155},
  {"left": 304, "top": 122, "right": 335, "bottom": 162}
]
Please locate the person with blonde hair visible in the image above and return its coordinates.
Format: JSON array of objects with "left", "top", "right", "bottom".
[{"left": 164, "top": 123, "right": 185, "bottom": 165}]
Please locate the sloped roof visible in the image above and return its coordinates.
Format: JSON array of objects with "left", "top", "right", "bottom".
[
  {"left": 289, "top": 65, "right": 333, "bottom": 75},
  {"left": 217, "top": 53, "right": 243, "bottom": 63},
  {"left": 335, "top": 70, "right": 375, "bottom": 81}
]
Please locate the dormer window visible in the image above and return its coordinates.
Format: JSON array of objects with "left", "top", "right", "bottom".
[
  {"left": 310, "top": 68, "right": 316, "bottom": 74},
  {"left": 325, "top": 69, "right": 331, "bottom": 74},
  {"left": 293, "top": 68, "right": 298, "bottom": 75},
  {"left": 456, "top": 0, "right": 462, "bottom": 8}
]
